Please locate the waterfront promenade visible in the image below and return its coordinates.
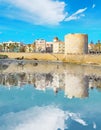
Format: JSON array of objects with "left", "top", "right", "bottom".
[{"left": 0, "top": 52, "right": 101, "bottom": 65}]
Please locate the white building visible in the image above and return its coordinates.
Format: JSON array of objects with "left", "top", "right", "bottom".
[
  {"left": 35, "top": 39, "right": 46, "bottom": 52},
  {"left": 2, "top": 41, "right": 22, "bottom": 46},
  {"left": 53, "top": 37, "right": 65, "bottom": 53}
]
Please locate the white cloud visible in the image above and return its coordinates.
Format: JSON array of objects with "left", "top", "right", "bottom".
[
  {"left": 67, "top": 112, "right": 88, "bottom": 126},
  {"left": 0, "top": 106, "right": 66, "bottom": 130},
  {"left": 92, "top": 4, "right": 96, "bottom": 8},
  {"left": 0, "top": 106, "right": 88, "bottom": 130},
  {"left": 65, "top": 7, "right": 87, "bottom": 22},
  {"left": 1, "top": 0, "right": 67, "bottom": 25},
  {"left": 93, "top": 122, "right": 97, "bottom": 129},
  {"left": 0, "top": 0, "right": 88, "bottom": 25}
]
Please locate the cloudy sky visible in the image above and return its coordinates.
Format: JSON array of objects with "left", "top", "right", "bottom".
[{"left": 0, "top": 0, "right": 100, "bottom": 43}]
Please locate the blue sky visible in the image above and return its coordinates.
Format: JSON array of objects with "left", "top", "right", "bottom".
[{"left": 0, "top": 0, "right": 101, "bottom": 44}]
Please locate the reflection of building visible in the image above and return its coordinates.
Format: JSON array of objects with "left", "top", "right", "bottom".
[
  {"left": 52, "top": 73, "right": 60, "bottom": 91},
  {"left": 53, "top": 37, "right": 65, "bottom": 53},
  {"left": 34, "top": 74, "right": 46, "bottom": 91},
  {"left": 65, "top": 34, "right": 88, "bottom": 54},
  {"left": 64, "top": 73, "right": 89, "bottom": 98},
  {"left": 89, "top": 77, "right": 101, "bottom": 90},
  {"left": 52, "top": 73, "right": 65, "bottom": 93},
  {"left": 1, "top": 64, "right": 101, "bottom": 98}
]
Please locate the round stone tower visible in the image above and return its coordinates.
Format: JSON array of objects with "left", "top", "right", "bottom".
[{"left": 65, "top": 33, "right": 88, "bottom": 54}]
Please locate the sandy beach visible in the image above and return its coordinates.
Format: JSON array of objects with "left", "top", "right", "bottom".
[{"left": 0, "top": 52, "right": 101, "bottom": 66}]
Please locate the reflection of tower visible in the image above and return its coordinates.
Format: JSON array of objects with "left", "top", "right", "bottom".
[{"left": 64, "top": 72, "right": 89, "bottom": 98}]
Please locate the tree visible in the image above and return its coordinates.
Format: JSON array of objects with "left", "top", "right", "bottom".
[
  {"left": 28, "top": 44, "right": 31, "bottom": 52},
  {"left": 0, "top": 45, "right": 2, "bottom": 52},
  {"left": 9, "top": 43, "right": 15, "bottom": 52},
  {"left": 20, "top": 45, "right": 25, "bottom": 52},
  {"left": 96, "top": 40, "right": 101, "bottom": 53},
  {"left": 2, "top": 43, "right": 6, "bottom": 52}
]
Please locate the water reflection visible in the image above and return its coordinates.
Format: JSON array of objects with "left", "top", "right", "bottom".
[
  {"left": 0, "top": 60, "right": 101, "bottom": 99},
  {"left": 64, "top": 73, "right": 89, "bottom": 98},
  {"left": 0, "top": 61, "right": 101, "bottom": 130}
]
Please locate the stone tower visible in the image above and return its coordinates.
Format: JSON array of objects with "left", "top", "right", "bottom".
[{"left": 65, "top": 33, "right": 88, "bottom": 54}]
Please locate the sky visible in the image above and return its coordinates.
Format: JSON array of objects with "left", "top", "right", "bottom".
[{"left": 0, "top": 0, "right": 101, "bottom": 44}]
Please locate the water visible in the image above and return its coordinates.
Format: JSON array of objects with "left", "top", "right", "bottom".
[{"left": 0, "top": 60, "right": 101, "bottom": 130}]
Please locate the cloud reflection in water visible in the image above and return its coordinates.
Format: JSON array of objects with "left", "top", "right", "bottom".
[{"left": 0, "top": 106, "right": 88, "bottom": 130}]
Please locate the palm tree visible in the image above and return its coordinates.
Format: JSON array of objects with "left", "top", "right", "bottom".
[
  {"left": 20, "top": 45, "right": 25, "bottom": 52},
  {"left": 31, "top": 44, "right": 35, "bottom": 52},
  {"left": 9, "top": 43, "right": 15, "bottom": 52},
  {"left": 2, "top": 43, "right": 6, "bottom": 52},
  {"left": 96, "top": 40, "right": 101, "bottom": 53},
  {"left": 0, "top": 45, "right": 2, "bottom": 52},
  {"left": 28, "top": 44, "right": 31, "bottom": 52}
]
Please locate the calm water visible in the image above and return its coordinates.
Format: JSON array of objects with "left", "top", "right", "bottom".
[{"left": 0, "top": 60, "right": 101, "bottom": 130}]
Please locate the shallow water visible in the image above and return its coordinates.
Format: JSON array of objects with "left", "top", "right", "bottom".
[{"left": 0, "top": 61, "right": 101, "bottom": 130}]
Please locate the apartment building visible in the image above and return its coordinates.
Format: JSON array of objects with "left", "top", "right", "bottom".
[
  {"left": 35, "top": 39, "right": 46, "bottom": 52},
  {"left": 53, "top": 37, "right": 65, "bottom": 53}
]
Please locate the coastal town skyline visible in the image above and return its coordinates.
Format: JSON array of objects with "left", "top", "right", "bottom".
[{"left": 0, "top": 0, "right": 101, "bottom": 43}]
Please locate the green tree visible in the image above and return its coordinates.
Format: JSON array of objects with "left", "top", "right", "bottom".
[
  {"left": 28, "top": 44, "right": 31, "bottom": 52},
  {"left": 96, "top": 40, "right": 101, "bottom": 53},
  {"left": 0, "top": 45, "right": 2, "bottom": 52},
  {"left": 9, "top": 43, "right": 15, "bottom": 52},
  {"left": 3, "top": 43, "right": 6, "bottom": 52}
]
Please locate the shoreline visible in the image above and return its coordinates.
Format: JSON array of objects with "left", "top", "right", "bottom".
[
  {"left": 0, "top": 52, "right": 101, "bottom": 66},
  {"left": 1, "top": 60, "right": 101, "bottom": 78}
]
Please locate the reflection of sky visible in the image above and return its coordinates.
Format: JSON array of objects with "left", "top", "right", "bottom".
[{"left": 0, "top": 85, "right": 101, "bottom": 130}]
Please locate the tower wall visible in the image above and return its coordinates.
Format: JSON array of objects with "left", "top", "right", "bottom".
[{"left": 65, "top": 34, "right": 88, "bottom": 54}]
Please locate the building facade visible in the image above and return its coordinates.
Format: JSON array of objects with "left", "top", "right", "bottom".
[
  {"left": 46, "top": 42, "right": 53, "bottom": 53},
  {"left": 25, "top": 44, "right": 35, "bottom": 52},
  {"left": 35, "top": 39, "right": 46, "bottom": 52},
  {"left": 2, "top": 41, "right": 23, "bottom": 52},
  {"left": 53, "top": 37, "right": 65, "bottom": 53}
]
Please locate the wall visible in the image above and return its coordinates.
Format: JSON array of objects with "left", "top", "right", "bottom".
[{"left": 65, "top": 34, "right": 88, "bottom": 54}]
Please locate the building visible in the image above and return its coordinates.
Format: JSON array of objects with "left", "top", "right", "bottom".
[
  {"left": 2, "top": 41, "right": 23, "bottom": 52},
  {"left": 35, "top": 39, "right": 46, "bottom": 52},
  {"left": 2, "top": 41, "right": 22, "bottom": 46},
  {"left": 25, "top": 44, "right": 35, "bottom": 52},
  {"left": 65, "top": 33, "right": 88, "bottom": 54},
  {"left": 53, "top": 37, "right": 65, "bottom": 53},
  {"left": 46, "top": 42, "right": 53, "bottom": 53},
  {"left": 88, "top": 41, "right": 95, "bottom": 53}
]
